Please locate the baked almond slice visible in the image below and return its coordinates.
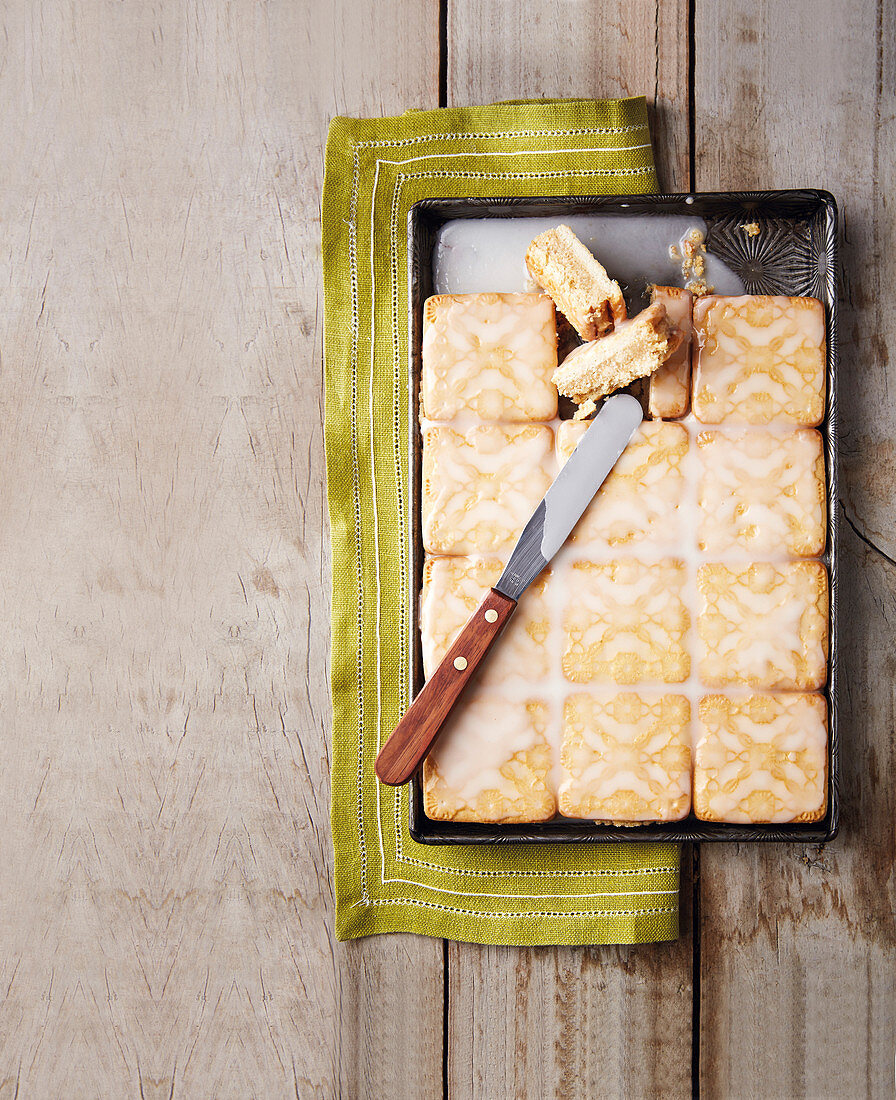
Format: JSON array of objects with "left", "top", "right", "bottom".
[
  {"left": 696, "top": 561, "right": 829, "bottom": 691},
  {"left": 421, "top": 292, "right": 558, "bottom": 421},
  {"left": 697, "top": 428, "right": 826, "bottom": 557},
  {"left": 421, "top": 423, "right": 554, "bottom": 555},
  {"left": 562, "top": 558, "right": 691, "bottom": 685},
  {"left": 525, "top": 224, "right": 626, "bottom": 340},
  {"left": 692, "top": 294, "right": 826, "bottom": 426},
  {"left": 553, "top": 302, "right": 682, "bottom": 415}
]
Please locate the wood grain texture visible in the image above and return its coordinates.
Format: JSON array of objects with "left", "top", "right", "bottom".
[
  {"left": 449, "top": 887, "right": 694, "bottom": 1100},
  {"left": 0, "top": 2, "right": 442, "bottom": 1097},
  {"left": 695, "top": 1, "right": 896, "bottom": 1096},
  {"left": 2, "top": 1, "right": 892, "bottom": 1097},
  {"left": 447, "top": 0, "right": 690, "bottom": 190},
  {"left": 444, "top": 4, "right": 694, "bottom": 1097}
]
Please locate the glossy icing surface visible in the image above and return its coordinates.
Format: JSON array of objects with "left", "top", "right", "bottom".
[
  {"left": 422, "top": 292, "right": 557, "bottom": 421},
  {"left": 418, "top": 278, "right": 830, "bottom": 825},
  {"left": 421, "top": 423, "right": 553, "bottom": 554},
  {"left": 559, "top": 692, "right": 691, "bottom": 821},
  {"left": 433, "top": 214, "right": 745, "bottom": 299},
  {"left": 693, "top": 694, "right": 827, "bottom": 823},
  {"left": 563, "top": 559, "right": 690, "bottom": 684},
  {"left": 697, "top": 561, "right": 828, "bottom": 690},
  {"left": 692, "top": 295, "right": 826, "bottom": 425},
  {"left": 423, "top": 695, "right": 556, "bottom": 823},
  {"left": 697, "top": 428, "right": 826, "bottom": 557}
]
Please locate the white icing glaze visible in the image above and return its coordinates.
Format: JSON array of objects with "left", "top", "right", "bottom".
[
  {"left": 428, "top": 693, "right": 545, "bottom": 803},
  {"left": 697, "top": 562, "right": 828, "bottom": 690},
  {"left": 422, "top": 292, "right": 557, "bottom": 421},
  {"left": 692, "top": 295, "right": 826, "bottom": 425},
  {"left": 694, "top": 694, "right": 827, "bottom": 823},
  {"left": 417, "top": 279, "right": 829, "bottom": 823},
  {"left": 697, "top": 428, "right": 826, "bottom": 557},
  {"left": 563, "top": 559, "right": 690, "bottom": 685},
  {"left": 559, "top": 692, "right": 691, "bottom": 821},
  {"left": 421, "top": 423, "right": 554, "bottom": 554}
]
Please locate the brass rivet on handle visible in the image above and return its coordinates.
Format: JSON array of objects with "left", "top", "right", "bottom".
[
  {"left": 484, "top": 609, "right": 498, "bottom": 623},
  {"left": 453, "top": 656, "right": 468, "bottom": 671}
]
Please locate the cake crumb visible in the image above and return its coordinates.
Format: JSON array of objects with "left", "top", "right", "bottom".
[
  {"left": 573, "top": 398, "right": 598, "bottom": 421},
  {"left": 742, "top": 221, "right": 761, "bottom": 237},
  {"left": 677, "top": 228, "right": 713, "bottom": 297}
]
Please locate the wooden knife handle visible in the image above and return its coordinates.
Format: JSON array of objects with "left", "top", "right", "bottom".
[{"left": 374, "top": 588, "right": 517, "bottom": 786}]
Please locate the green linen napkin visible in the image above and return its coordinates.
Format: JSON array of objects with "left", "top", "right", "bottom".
[{"left": 323, "top": 97, "right": 680, "bottom": 945}]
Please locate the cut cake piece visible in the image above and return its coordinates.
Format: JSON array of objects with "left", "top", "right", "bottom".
[
  {"left": 648, "top": 285, "right": 693, "bottom": 419},
  {"left": 697, "top": 428, "right": 826, "bottom": 557},
  {"left": 552, "top": 303, "right": 682, "bottom": 415},
  {"left": 697, "top": 561, "right": 829, "bottom": 691},
  {"left": 556, "top": 420, "right": 688, "bottom": 548},
  {"left": 525, "top": 224, "right": 626, "bottom": 340},
  {"left": 559, "top": 691, "right": 692, "bottom": 823},
  {"left": 420, "top": 556, "right": 551, "bottom": 686},
  {"left": 421, "top": 292, "right": 558, "bottom": 422},
  {"left": 693, "top": 693, "right": 827, "bottom": 824},
  {"left": 562, "top": 558, "right": 691, "bottom": 685},
  {"left": 692, "top": 294, "right": 826, "bottom": 425},
  {"left": 423, "top": 693, "right": 556, "bottom": 823},
  {"left": 421, "top": 422, "right": 554, "bottom": 555}
]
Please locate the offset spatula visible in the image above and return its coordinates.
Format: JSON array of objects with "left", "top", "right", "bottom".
[{"left": 375, "top": 393, "right": 643, "bottom": 786}]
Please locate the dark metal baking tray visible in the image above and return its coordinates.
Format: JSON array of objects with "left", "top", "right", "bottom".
[{"left": 405, "top": 190, "right": 839, "bottom": 844}]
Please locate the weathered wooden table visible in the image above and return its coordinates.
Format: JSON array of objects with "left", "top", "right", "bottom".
[{"left": 0, "top": 2, "right": 892, "bottom": 1097}]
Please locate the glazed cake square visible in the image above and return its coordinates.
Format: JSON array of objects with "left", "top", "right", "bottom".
[
  {"left": 692, "top": 295, "right": 826, "bottom": 425},
  {"left": 556, "top": 420, "right": 688, "bottom": 549},
  {"left": 423, "top": 693, "right": 556, "bottom": 823},
  {"left": 421, "top": 423, "right": 554, "bottom": 554},
  {"left": 562, "top": 559, "right": 690, "bottom": 684},
  {"left": 697, "top": 561, "right": 828, "bottom": 690},
  {"left": 697, "top": 428, "right": 827, "bottom": 557},
  {"left": 693, "top": 693, "right": 827, "bottom": 823},
  {"left": 559, "top": 692, "right": 691, "bottom": 822},
  {"left": 648, "top": 285, "right": 693, "bottom": 419},
  {"left": 420, "top": 556, "right": 551, "bottom": 685},
  {"left": 421, "top": 292, "right": 558, "bottom": 421}
]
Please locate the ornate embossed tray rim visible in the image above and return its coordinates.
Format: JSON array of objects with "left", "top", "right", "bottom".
[{"left": 405, "top": 190, "right": 840, "bottom": 844}]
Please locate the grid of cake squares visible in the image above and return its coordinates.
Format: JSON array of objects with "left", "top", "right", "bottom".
[{"left": 419, "top": 289, "right": 829, "bottom": 826}]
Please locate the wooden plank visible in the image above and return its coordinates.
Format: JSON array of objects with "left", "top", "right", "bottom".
[
  {"left": 447, "top": 0, "right": 690, "bottom": 189},
  {"left": 449, "top": 884, "right": 694, "bottom": 1100},
  {"left": 695, "top": 2, "right": 896, "bottom": 1096},
  {"left": 445, "top": 4, "right": 694, "bottom": 1097},
  {"left": 0, "top": 2, "right": 443, "bottom": 1098}
]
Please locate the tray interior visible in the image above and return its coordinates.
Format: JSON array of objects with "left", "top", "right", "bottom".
[{"left": 406, "top": 190, "right": 839, "bottom": 845}]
